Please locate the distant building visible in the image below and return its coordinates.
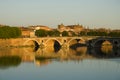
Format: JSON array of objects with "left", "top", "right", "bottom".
[
  {"left": 20, "top": 27, "right": 30, "bottom": 37},
  {"left": 58, "top": 23, "right": 84, "bottom": 33},
  {"left": 20, "top": 25, "right": 52, "bottom": 38},
  {"left": 29, "top": 25, "right": 52, "bottom": 31},
  {"left": 20, "top": 27, "right": 36, "bottom": 38}
]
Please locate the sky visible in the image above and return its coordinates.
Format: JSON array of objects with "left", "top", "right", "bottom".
[{"left": 0, "top": 0, "right": 120, "bottom": 29}]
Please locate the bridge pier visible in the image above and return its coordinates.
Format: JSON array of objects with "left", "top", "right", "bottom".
[
  {"left": 112, "top": 40, "right": 120, "bottom": 48},
  {"left": 86, "top": 40, "right": 94, "bottom": 48},
  {"left": 61, "top": 43, "right": 69, "bottom": 49},
  {"left": 61, "top": 40, "right": 69, "bottom": 49},
  {"left": 39, "top": 40, "right": 45, "bottom": 49}
]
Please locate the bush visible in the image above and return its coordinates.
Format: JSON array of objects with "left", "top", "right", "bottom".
[
  {"left": 87, "top": 30, "right": 108, "bottom": 36},
  {"left": 35, "top": 29, "right": 47, "bottom": 37},
  {"left": 108, "top": 32, "right": 120, "bottom": 37},
  {"left": 62, "top": 31, "right": 68, "bottom": 37},
  {"left": 0, "top": 26, "right": 21, "bottom": 39}
]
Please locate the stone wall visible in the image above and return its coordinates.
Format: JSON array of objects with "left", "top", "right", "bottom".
[{"left": 0, "top": 38, "right": 27, "bottom": 47}]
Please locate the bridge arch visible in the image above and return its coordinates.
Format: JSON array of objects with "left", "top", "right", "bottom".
[
  {"left": 23, "top": 39, "right": 39, "bottom": 47},
  {"left": 68, "top": 37, "right": 85, "bottom": 46},
  {"left": 113, "top": 40, "right": 119, "bottom": 45},
  {"left": 44, "top": 38, "right": 62, "bottom": 47},
  {"left": 93, "top": 39, "right": 112, "bottom": 47}
]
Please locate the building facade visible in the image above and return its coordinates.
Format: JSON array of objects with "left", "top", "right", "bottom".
[{"left": 58, "top": 24, "right": 84, "bottom": 33}]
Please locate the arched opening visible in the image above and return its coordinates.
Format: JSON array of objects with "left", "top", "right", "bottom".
[
  {"left": 54, "top": 40, "right": 61, "bottom": 52},
  {"left": 94, "top": 40, "right": 113, "bottom": 55},
  {"left": 101, "top": 40, "right": 113, "bottom": 54},
  {"left": 114, "top": 40, "right": 118, "bottom": 45},
  {"left": 45, "top": 39, "right": 61, "bottom": 47},
  {"left": 33, "top": 41, "right": 39, "bottom": 52},
  {"left": 24, "top": 40, "right": 39, "bottom": 47},
  {"left": 69, "top": 38, "right": 85, "bottom": 45},
  {"left": 94, "top": 40, "right": 106, "bottom": 48},
  {"left": 24, "top": 40, "right": 39, "bottom": 52},
  {"left": 88, "top": 39, "right": 120, "bottom": 58},
  {"left": 45, "top": 39, "right": 61, "bottom": 53},
  {"left": 102, "top": 40, "right": 112, "bottom": 46},
  {"left": 69, "top": 38, "right": 86, "bottom": 49},
  {"left": 113, "top": 40, "right": 119, "bottom": 48}
]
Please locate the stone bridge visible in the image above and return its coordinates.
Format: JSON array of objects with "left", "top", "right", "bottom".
[
  {"left": 23, "top": 37, "right": 87, "bottom": 48},
  {"left": 0, "top": 37, "right": 92, "bottom": 48},
  {"left": 87, "top": 37, "right": 120, "bottom": 48}
]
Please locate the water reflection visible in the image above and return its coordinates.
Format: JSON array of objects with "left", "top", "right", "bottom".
[
  {"left": 35, "top": 56, "right": 52, "bottom": 67},
  {"left": 87, "top": 46, "right": 120, "bottom": 58},
  {"left": 0, "top": 56, "right": 21, "bottom": 69},
  {"left": 0, "top": 45, "right": 120, "bottom": 68},
  {"left": 0, "top": 45, "right": 120, "bottom": 80}
]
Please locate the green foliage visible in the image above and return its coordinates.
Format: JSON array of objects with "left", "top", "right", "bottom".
[
  {"left": 87, "top": 30, "right": 108, "bottom": 36},
  {"left": 62, "top": 31, "right": 68, "bottom": 37},
  {"left": 52, "top": 30, "right": 60, "bottom": 36},
  {"left": 0, "top": 26, "right": 21, "bottom": 39},
  {"left": 79, "top": 30, "right": 120, "bottom": 37},
  {"left": 70, "top": 31, "right": 77, "bottom": 36},
  {"left": 47, "top": 30, "right": 55, "bottom": 36},
  {"left": 108, "top": 32, "right": 120, "bottom": 37},
  {"left": 35, "top": 29, "right": 47, "bottom": 37},
  {"left": 79, "top": 31, "right": 86, "bottom": 36},
  {"left": 35, "top": 29, "right": 60, "bottom": 37},
  {"left": 0, "top": 56, "right": 21, "bottom": 68}
]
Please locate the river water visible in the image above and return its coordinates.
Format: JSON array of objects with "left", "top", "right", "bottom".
[{"left": 0, "top": 46, "right": 120, "bottom": 80}]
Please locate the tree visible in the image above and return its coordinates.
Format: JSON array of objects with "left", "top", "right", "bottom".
[
  {"left": 47, "top": 30, "right": 54, "bottom": 36},
  {"left": 35, "top": 29, "right": 47, "bottom": 37},
  {"left": 0, "top": 26, "right": 21, "bottom": 39},
  {"left": 87, "top": 30, "right": 108, "bottom": 36},
  {"left": 108, "top": 32, "right": 120, "bottom": 37},
  {"left": 62, "top": 31, "right": 68, "bottom": 37},
  {"left": 51, "top": 30, "right": 60, "bottom": 37},
  {"left": 79, "top": 31, "right": 86, "bottom": 36}
]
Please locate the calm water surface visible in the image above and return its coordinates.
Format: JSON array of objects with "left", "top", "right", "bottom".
[{"left": 0, "top": 46, "right": 120, "bottom": 80}]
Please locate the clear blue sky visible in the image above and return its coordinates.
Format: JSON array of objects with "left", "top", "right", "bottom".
[{"left": 0, "top": 0, "right": 120, "bottom": 29}]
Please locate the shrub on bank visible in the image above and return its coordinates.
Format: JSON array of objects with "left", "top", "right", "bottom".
[{"left": 0, "top": 26, "right": 21, "bottom": 39}]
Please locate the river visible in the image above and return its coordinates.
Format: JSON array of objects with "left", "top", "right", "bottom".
[{"left": 0, "top": 46, "right": 120, "bottom": 80}]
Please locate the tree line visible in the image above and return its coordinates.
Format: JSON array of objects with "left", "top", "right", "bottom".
[
  {"left": 79, "top": 30, "right": 120, "bottom": 37},
  {"left": 35, "top": 29, "right": 69, "bottom": 37},
  {"left": 35, "top": 29, "right": 120, "bottom": 37},
  {"left": 0, "top": 25, "right": 119, "bottom": 38},
  {"left": 0, "top": 26, "right": 21, "bottom": 39}
]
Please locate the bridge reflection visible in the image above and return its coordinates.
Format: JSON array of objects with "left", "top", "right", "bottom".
[
  {"left": 87, "top": 46, "right": 120, "bottom": 58},
  {"left": 0, "top": 56, "right": 21, "bottom": 69},
  {"left": 0, "top": 44, "right": 120, "bottom": 68}
]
